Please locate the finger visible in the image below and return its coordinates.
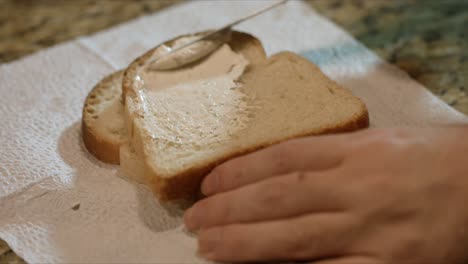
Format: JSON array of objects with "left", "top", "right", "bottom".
[
  {"left": 186, "top": 170, "right": 346, "bottom": 231},
  {"left": 201, "top": 134, "right": 349, "bottom": 196},
  {"left": 197, "top": 212, "right": 356, "bottom": 263},
  {"left": 309, "top": 256, "right": 380, "bottom": 264}
]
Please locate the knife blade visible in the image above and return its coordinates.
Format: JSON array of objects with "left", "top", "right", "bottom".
[{"left": 148, "top": 0, "right": 288, "bottom": 70}]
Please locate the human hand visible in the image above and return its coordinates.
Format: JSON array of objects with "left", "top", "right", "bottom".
[{"left": 184, "top": 127, "right": 468, "bottom": 263}]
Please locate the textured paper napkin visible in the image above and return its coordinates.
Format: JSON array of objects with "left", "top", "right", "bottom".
[{"left": 0, "top": 1, "right": 467, "bottom": 263}]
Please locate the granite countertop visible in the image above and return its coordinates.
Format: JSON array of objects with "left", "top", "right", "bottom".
[
  {"left": 309, "top": 0, "right": 467, "bottom": 115},
  {"left": 0, "top": 0, "right": 467, "bottom": 262}
]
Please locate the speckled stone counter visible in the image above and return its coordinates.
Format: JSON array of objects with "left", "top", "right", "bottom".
[
  {"left": 308, "top": 0, "right": 468, "bottom": 115},
  {"left": 0, "top": 0, "right": 467, "bottom": 262}
]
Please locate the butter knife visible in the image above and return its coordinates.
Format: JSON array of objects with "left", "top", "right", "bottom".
[{"left": 149, "top": 0, "right": 288, "bottom": 70}]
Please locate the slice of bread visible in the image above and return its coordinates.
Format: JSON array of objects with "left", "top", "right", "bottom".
[
  {"left": 119, "top": 143, "right": 145, "bottom": 183},
  {"left": 82, "top": 70, "right": 127, "bottom": 164},
  {"left": 81, "top": 70, "right": 146, "bottom": 183},
  {"left": 82, "top": 31, "right": 266, "bottom": 183},
  {"left": 123, "top": 32, "right": 369, "bottom": 201}
]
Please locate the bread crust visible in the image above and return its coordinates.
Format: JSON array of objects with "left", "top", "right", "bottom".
[{"left": 82, "top": 70, "right": 125, "bottom": 164}]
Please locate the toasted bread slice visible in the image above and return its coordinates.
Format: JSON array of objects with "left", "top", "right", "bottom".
[
  {"left": 82, "top": 70, "right": 127, "bottom": 164},
  {"left": 123, "top": 31, "right": 369, "bottom": 201}
]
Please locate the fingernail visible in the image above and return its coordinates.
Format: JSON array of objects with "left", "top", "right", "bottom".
[
  {"left": 184, "top": 207, "right": 198, "bottom": 231},
  {"left": 201, "top": 172, "right": 217, "bottom": 196},
  {"left": 198, "top": 229, "right": 220, "bottom": 260}
]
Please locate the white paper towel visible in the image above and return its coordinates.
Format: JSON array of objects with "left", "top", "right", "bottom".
[{"left": 0, "top": 1, "right": 467, "bottom": 263}]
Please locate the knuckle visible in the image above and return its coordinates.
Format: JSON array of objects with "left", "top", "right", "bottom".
[
  {"left": 210, "top": 165, "right": 231, "bottom": 191},
  {"left": 288, "top": 222, "right": 315, "bottom": 258},
  {"left": 215, "top": 226, "right": 228, "bottom": 245},
  {"left": 369, "top": 128, "right": 410, "bottom": 147},
  {"left": 212, "top": 197, "right": 233, "bottom": 225},
  {"left": 292, "top": 171, "right": 307, "bottom": 183},
  {"left": 354, "top": 133, "right": 398, "bottom": 156},
  {"left": 258, "top": 179, "right": 291, "bottom": 208},
  {"left": 370, "top": 137, "right": 395, "bottom": 150},
  {"left": 372, "top": 127, "right": 403, "bottom": 137}
]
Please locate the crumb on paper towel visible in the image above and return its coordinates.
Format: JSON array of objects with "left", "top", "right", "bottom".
[{"left": 72, "top": 203, "right": 81, "bottom": 211}]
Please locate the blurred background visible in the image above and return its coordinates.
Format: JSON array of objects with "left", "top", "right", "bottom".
[
  {"left": 0, "top": 0, "right": 467, "bottom": 114},
  {"left": 0, "top": 0, "right": 467, "bottom": 261}
]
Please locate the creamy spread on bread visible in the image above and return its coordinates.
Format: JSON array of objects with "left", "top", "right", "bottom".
[
  {"left": 148, "top": 36, "right": 223, "bottom": 71},
  {"left": 136, "top": 43, "right": 254, "bottom": 148}
]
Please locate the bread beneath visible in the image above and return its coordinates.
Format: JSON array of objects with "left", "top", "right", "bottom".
[
  {"left": 81, "top": 71, "right": 146, "bottom": 184},
  {"left": 123, "top": 32, "right": 369, "bottom": 201},
  {"left": 82, "top": 70, "right": 126, "bottom": 164}
]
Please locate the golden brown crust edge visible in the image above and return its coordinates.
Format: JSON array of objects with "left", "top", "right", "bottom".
[
  {"left": 81, "top": 71, "right": 124, "bottom": 165},
  {"left": 82, "top": 120, "right": 120, "bottom": 164},
  {"left": 151, "top": 108, "right": 369, "bottom": 201}
]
